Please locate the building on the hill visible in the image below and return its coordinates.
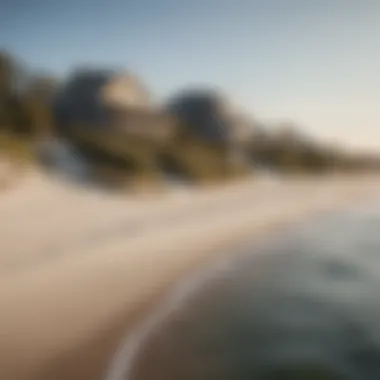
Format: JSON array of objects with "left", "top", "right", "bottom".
[
  {"left": 54, "top": 68, "right": 174, "bottom": 143},
  {"left": 166, "top": 88, "right": 253, "bottom": 145},
  {"left": 164, "top": 88, "right": 254, "bottom": 180}
]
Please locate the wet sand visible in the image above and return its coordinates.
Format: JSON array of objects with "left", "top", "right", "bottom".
[{"left": 1, "top": 173, "right": 380, "bottom": 380}]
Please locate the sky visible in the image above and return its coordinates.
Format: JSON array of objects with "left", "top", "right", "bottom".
[{"left": 1, "top": 0, "right": 380, "bottom": 151}]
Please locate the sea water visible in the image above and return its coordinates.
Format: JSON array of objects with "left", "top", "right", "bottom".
[{"left": 107, "top": 199, "right": 380, "bottom": 380}]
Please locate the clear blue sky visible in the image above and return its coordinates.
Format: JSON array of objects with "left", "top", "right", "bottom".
[{"left": 1, "top": 0, "right": 380, "bottom": 150}]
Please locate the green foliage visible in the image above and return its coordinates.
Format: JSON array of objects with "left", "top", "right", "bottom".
[
  {"left": 23, "top": 74, "right": 59, "bottom": 137},
  {"left": 0, "top": 51, "right": 58, "bottom": 139},
  {"left": 164, "top": 133, "right": 250, "bottom": 184},
  {"left": 0, "top": 132, "right": 34, "bottom": 165},
  {"left": 65, "top": 127, "right": 164, "bottom": 189}
]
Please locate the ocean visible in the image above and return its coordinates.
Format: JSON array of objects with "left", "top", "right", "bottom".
[{"left": 107, "top": 198, "right": 380, "bottom": 380}]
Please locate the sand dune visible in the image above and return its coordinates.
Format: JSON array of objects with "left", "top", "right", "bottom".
[{"left": 1, "top": 172, "right": 380, "bottom": 380}]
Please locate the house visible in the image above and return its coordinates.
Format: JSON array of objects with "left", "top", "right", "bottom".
[
  {"left": 166, "top": 88, "right": 253, "bottom": 145},
  {"left": 164, "top": 88, "right": 254, "bottom": 180},
  {"left": 54, "top": 68, "right": 174, "bottom": 143},
  {"left": 52, "top": 68, "right": 175, "bottom": 184}
]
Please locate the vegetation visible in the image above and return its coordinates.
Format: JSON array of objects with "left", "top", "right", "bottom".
[{"left": 0, "top": 49, "right": 379, "bottom": 191}]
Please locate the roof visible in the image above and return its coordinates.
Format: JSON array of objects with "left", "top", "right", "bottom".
[
  {"left": 100, "top": 72, "right": 151, "bottom": 109},
  {"left": 57, "top": 68, "right": 151, "bottom": 111}
]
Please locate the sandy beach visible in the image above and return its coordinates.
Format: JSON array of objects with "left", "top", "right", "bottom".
[{"left": 1, "top": 172, "right": 380, "bottom": 380}]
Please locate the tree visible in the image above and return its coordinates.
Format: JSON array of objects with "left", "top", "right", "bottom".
[
  {"left": 0, "top": 50, "right": 32, "bottom": 135},
  {"left": 0, "top": 51, "right": 17, "bottom": 129},
  {"left": 23, "top": 73, "right": 60, "bottom": 136}
]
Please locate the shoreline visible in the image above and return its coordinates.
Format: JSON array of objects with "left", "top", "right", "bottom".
[
  {"left": 104, "top": 191, "right": 380, "bottom": 380},
  {"left": 1, "top": 174, "right": 380, "bottom": 379}
]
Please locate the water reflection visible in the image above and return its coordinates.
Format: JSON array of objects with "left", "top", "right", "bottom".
[{"left": 109, "top": 201, "right": 380, "bottom": 380}]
